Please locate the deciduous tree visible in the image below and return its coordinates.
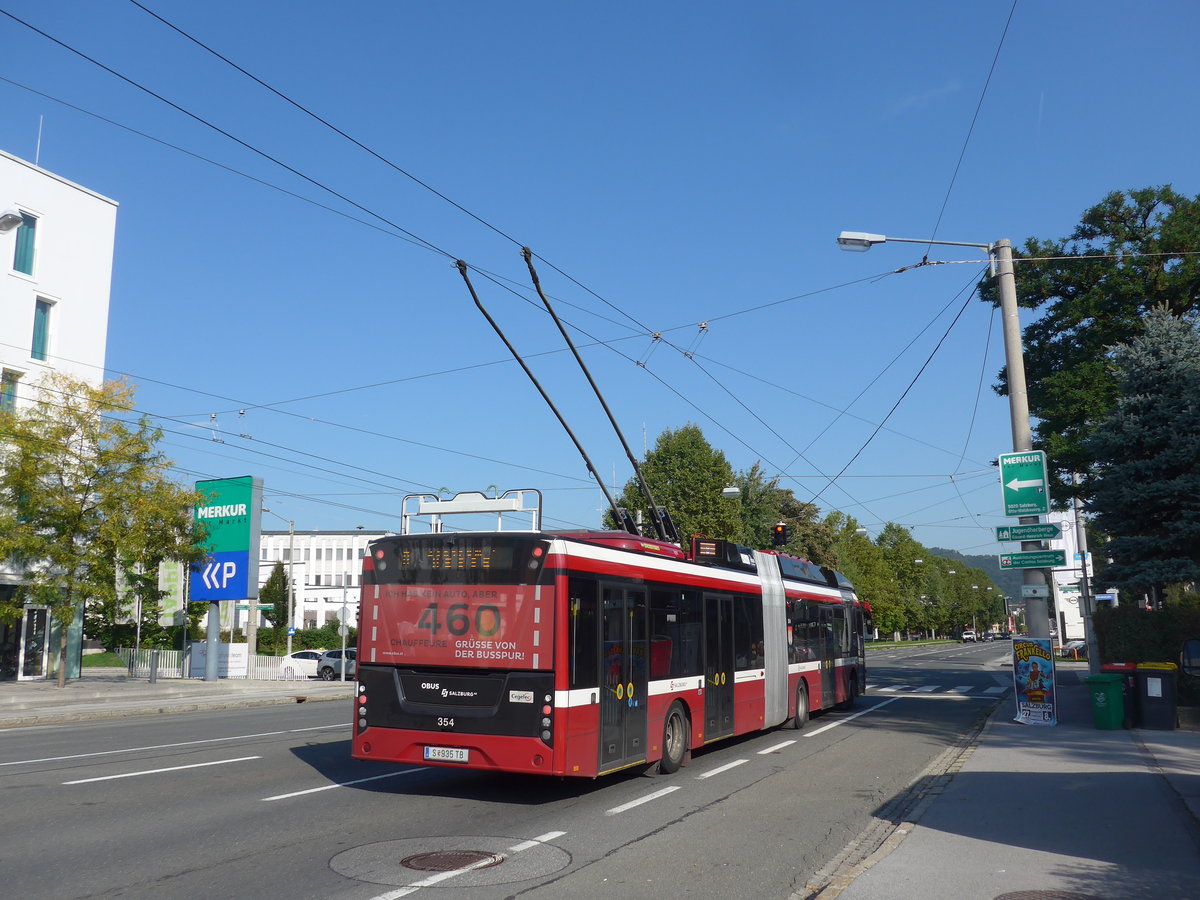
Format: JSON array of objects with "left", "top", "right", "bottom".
[
  {"left": 0, "top": 374, "right": 207, "bottom": 686},
  {"left": 611, "top": 423, "right": 740, "bottom": 542}
]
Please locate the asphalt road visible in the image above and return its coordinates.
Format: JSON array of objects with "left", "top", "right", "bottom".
[{"left": 0, "top": 642, "right": 1011, "bottom": 900}]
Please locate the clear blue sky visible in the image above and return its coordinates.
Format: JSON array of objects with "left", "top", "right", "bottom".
[{"left": 3, "top": 1, "right": 1195, "bottom": 553}]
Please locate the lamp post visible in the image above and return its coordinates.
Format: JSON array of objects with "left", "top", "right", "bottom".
[
  {"left": 263, "top": 508, "right": 298, "bottom": 656},
  {"left": 837, "top": 232, "right": 1051, "bottom": 640}
]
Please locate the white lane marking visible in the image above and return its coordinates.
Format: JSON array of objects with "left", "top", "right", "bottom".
[
  {"left": 261, "top": 767, "right": 423, "bottom": 801},
  {"left": 915, "top": 685, "right": 940, "bottom": 693},
  {"left": 757, "top": 740, "right": 796, "bottom": 755},
  {"left": 2, "top": 723, "right": 348, "bottom": 768},
  {"left": 948, "top": 685, "right": 974, "bottom": 693},
  {"left": 64, "top": 755, "right": 260, "bottom": 784},
  {"left": 985, "top": 686, "right": 1007, "bottom": 694},
  {"left": 875, "top": 686, "right": 900, "bottom": 692},
  {"left": 697, "top": 758, "right": 748, "bottom": 779},
  {"left": 805, "top": 697, "right": 900, "bottom": 736},
  {"left": 605, "top": 786, "right": 680, "bottom": 815},
  {"left": 366, "top": 831, "right": 567, "bottom": 900}
]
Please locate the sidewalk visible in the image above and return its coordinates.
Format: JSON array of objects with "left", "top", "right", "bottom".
[
  {"left": 812, "top": 665, "right": 1200, "bottom": 900},
  {"left": 0, "top": 668, "right": 356, "bottom": 728}
]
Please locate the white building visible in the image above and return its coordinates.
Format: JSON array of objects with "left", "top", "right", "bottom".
[
  {"left": 0, "top": 150, "right": 116, "bottom": 409},
  {"left": 1048, "top": 510, "right": 1091, "bottom": 641},
  {"left": 0, "top": 150, "right": 118, "bottom": 680},
  {"left": 254, "top": 530, "right": 389, "bottom": 631}
]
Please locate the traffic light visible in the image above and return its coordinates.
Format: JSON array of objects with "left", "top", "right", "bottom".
[{"left": 772, "top": 522, "right": 791, "bottom": 547}]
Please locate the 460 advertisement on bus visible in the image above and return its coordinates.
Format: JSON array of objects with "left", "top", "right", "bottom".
[{"left": 363, "top": 584, "right": 553, "bottom": 670}]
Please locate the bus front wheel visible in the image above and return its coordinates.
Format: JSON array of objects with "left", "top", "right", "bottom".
[{"left": 659, "top": 702, "right": 688, "bottom": 774}]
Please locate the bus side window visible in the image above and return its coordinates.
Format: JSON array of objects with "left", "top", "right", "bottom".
[
  {"left": 569, "top": 577, "right": 599, "bottom": 689},
  {"left": 650, "top": 588, "right": 702, "bottom": 678},
  {"left": 733, "top": 594, "right": 763, "bottom": 670}
]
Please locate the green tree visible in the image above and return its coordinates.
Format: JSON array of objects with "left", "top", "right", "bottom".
[
  {"left": 981, "top": 187, "right": 1200, "bottom": 501},
  {"left": 259, "top": 561, "right": 292, "bottom": 653},
  {"left": 1084, "top": 307, "right": 1200, "bottom": 597},
  {"left": 0, "top": 373, "right": 208, "bottom": 686},
  {"left": 731, "top": 462, "right": 836, "bottom": 563},
  {"left": 825, "top": 512, "right": 900, "bottom": 637},
  {"left": 611, "top": 424, "right": 740, "bottom": 542},
  {"left": 876, "top": 523, "right": 928, "bottom": 636}
]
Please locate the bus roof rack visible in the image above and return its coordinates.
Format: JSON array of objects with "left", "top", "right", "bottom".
[{"left": 400, "top": 489, "right": 542, "bottom": 534}]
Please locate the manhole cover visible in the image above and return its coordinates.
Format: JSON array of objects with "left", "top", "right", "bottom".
[
  {"left": 401, "top": 850, "right": 504, "bottom": 872},
  {"left": 996, "top": 893, "right": 1106, "bottom": 900},
  {"left": 331, "top": 835, "right": 571, "bottom": 888}
]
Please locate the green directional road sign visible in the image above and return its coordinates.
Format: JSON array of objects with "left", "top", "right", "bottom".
[
  {"left": 998, "top": 450, "right": 1050, "bottom": 517},
  {"left": 999, "top": 550, "right": 1066, "bottom": 570},
  {"left": 996, "top": 522, "right": 1062, "bottom": 542}
]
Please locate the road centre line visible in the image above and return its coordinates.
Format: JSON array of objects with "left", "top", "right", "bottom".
[
  {"left": 366, "top": 832, "right": 567, "bottom": 900},
  {"left": 697, "top": 758, "right": 748, "bottom": 779},
  {"left": 261, "top": 767, "right": 423, "bottom": 801},
  {"left": 758, "top": 739, "right": 797, "bottom": 754},
  {"left": 2, "top": 723, "right": 347, "bottom": 768},
  {"left": 64, "top": 755, "right": 260, "bottom": 784},
  {"left": 805, "top": 697, "right": 900, "bottom": 736},
  {"left": 605, "top": 786, "right": 681, "bottom": 815}
]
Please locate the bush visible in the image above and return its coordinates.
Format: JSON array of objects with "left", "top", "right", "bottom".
[{"left": 1094, "top": 604, "right": 1200, "bottom": 706}]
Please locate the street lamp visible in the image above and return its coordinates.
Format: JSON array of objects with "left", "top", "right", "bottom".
[
  {"left": 836, "top": 230, "right": 1051, "bottom": 640},
  {"left": 263, "top": 508, "right": 297, "bottom": 656}
]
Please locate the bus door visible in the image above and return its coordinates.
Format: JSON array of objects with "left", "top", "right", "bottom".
[
  {"left": 704, "top": 594, "right": 735, "bottom": 740},
  {"left": 819, "top": 606, "right": 837, "bottom": 706},
  {"left": 599, "top": 584, "right": 648, "bottom": 770}
]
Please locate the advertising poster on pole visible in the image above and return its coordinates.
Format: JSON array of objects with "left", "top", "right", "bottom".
[{"left": 1013, "top": 637, "right": 1057, "bottom": 726}]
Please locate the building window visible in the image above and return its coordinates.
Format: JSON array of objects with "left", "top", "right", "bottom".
[
  {"left": 12, "top": 212, "right": 36, "bottom": 275},
  {"left": 31, "top": 299, "right": 51, "bottom": 361},
  {"left": 1, "top": 370, "right": 18, "bottom": 412},
  {"left": 315, "top": 548, "right": 323, "bottom": 561}
]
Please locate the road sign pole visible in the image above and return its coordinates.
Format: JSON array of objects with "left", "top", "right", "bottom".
[
  {"left": 204, "top": 600, "right": 220, "bottom": 682},
  {"left": 996, "top": 240, "right": 1051, "bottom": 641}
]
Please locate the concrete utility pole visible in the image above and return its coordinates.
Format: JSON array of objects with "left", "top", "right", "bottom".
[
  {"left": 995, "top": 239, "right": 1051, "bottom": 641},
  {"left": 838, "top": 232, "right": 1052, "bottom": 640}
]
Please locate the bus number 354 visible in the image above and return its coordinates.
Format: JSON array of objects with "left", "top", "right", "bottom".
[{"left": 417, "top": 602, "right": 502, "bottom": 637}]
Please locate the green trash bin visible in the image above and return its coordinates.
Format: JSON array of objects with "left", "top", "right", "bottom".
[{"left": 1086, "top": 673, "right": 1126, "bottom": 730}]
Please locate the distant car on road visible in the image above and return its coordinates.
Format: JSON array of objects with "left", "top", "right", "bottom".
[
  {"left": 961, "top": 629, "right": 977, "bottom": 643},
  {"left": 981, "top": 632, "right": 996, "bottom": 642},
  {"left": 318, "top": 648, "right": 357, "bottom": 680},
  {"left": 999, "top": 631, "right": 1013, "bottom": 640},
  {"left": 279, "top": 649, "right": 322, "bottom": 680}
]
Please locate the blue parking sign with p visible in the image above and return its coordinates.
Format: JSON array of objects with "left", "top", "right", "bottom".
[{"left": 190, "top": 551, "right": 249, "bottom": 601}]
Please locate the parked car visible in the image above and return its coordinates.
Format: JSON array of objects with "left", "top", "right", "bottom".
[
  {"left": 1058, "top": 639, "right": 1087, "bottom": 658},
  {"left": 318, "top": 648, "right": 357, "bottom": 680},
  {"left": 278, "top": 649, "right": 322, "bottom": 680},
  {"left": 961, "top": 629, "right": 977, "bottom": 643}
]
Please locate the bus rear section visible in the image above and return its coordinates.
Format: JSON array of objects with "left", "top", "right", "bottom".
[{"left": 353, "top": 533, "right": 564, "bottom": 775}]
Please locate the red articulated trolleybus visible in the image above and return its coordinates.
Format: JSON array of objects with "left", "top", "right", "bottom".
[{"left": 352, "top": 489, "right": 868, "bottom": 778}]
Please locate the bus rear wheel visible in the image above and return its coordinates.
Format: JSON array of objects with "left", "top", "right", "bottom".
[
  {"left": 659, "top": 702, "right": 688, "bottom": 774},
  {"left": 789, "top": 683, "right": 809, "bottom": 729},
  {"left": 839, "top": 672, "right": 859, "bottom": 710}
]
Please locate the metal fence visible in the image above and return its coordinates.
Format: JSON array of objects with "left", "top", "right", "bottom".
[{"left": 117, "top": 648, "right": 307, "bottom": 680}]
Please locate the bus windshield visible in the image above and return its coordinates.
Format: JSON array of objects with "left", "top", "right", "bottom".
[{"left": 361, "top": 534, "right": 552, "bottom": 671}]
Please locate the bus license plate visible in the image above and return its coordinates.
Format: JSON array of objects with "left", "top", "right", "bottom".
[{"left": 424, "top": 746, "right": 469, "bottom": 764}]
